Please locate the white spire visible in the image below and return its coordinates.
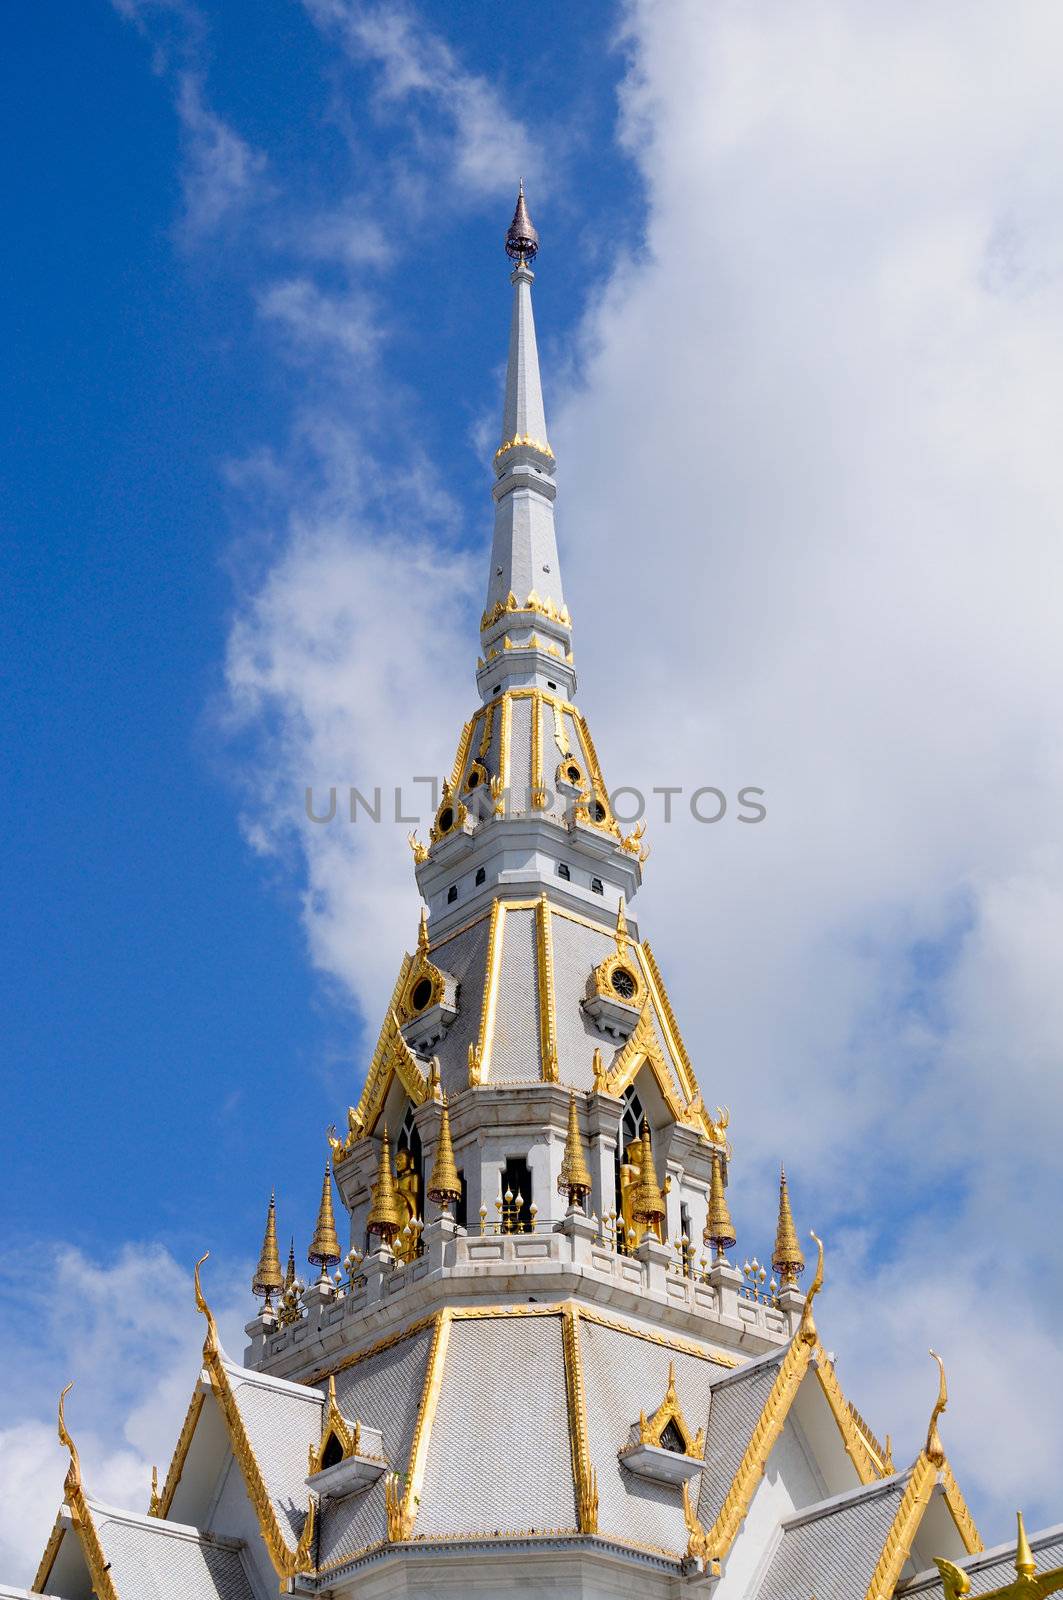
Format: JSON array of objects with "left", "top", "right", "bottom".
[
  {"left": 500, "top": 261, "right": 549, "bottom": 452},
  {"left": 482, "top": 187, "right": 569, "bottom": 688}
]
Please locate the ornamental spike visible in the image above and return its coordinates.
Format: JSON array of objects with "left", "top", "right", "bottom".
[
  {"left": 252, "top": 1190, "right": 284, "bottom": 1307},
  {"left": 505, "top": 178, "right": 539, "bottom": 263},
  {"left": 615, "top": 897, "right": 629, "bottom": 955},
  {"left": 1015, "top": 1511, "right": 1036, "bottom": 1578},
  {"left": 558, "top": 1091, "right": 593, "bottom": 1209},
  {"left": 366, "top": 1126, "right": 404, "bottom": 1244},
  {"left": 308, "top": 1162, "right": 341, "bottom": 1271},
  {"left": 772, "top": 1166, "right": 805, "bottom": 1286},
  {"left": 427, "top": 1095, "right": 462, "bottom": 1212},
  {"left": 418, "top": 906, "right": 430, "bottom": 957},
  {"left": 704, "top": 1148, "right": 736, "bottom": 1259},
  {"left": 798, "top": 1232, "right": 824, "bottom": 1346}
]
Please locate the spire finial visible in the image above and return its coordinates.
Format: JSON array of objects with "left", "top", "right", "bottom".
[
  {"left": 284, "top": 1236, "right": 296, "bottom": 1293},
  {"left": 427, "top": 1095, "right": 462, "bottom": 1214},
  {"left": 925, "top": 1349, "right": 948, "bottom": 1466},
  {"left": 505, "top": 179, "right": 539, "bottom": 264},
  {"left": 703, "top": 1148, "right": 736, "bottom": 1261},
  {"left": 772, "top": 1166, "right": 805, "bottom": 1287},
  {"left": 252, "top": 1190, "right": 284, "bottom": 1310},
  {"left": 367, "top": 1126, "right": 404, "bottom": 1245},
  {"left": 615, "top": 897, "right": 629, "bottom": 956},
  {"left": 418, "top": 906, "right": 430, "bottom": 957},
  {"left": 558, "top": 1091, "right": 593, "bottom": 1211},
  {"left": 1015, "top": 1511, "right": 1036, "bottom": 1578},
  {"left": 308, "top": 1162, "right": 341, "bottom": 1276}
]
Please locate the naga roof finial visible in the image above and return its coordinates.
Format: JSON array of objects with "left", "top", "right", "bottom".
[
  {"left": 505, "top": 179, "right": 539, "bottom": 264},
  {"left": 57, "top": 1381, "right": 82, "bottom": 1498},
  {"left": 926, "top": 1349, "right": 948, "bottom": 1466},
  {"left": 798, "top": 1231, "right": 824, "bottom": 1345},
  {"left": 194, "top": 1252, "right": 220, "bottom": 1357}
]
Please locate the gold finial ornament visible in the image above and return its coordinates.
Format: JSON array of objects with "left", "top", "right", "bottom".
[
  {"left": 704, "top": 1149, "right": 736, "bottom": 1260},
  {"left": 772, "top": 1166, "right": 805, "bottom": 1286},
  {"left": 926, "top": 1349, "right": 948, "bottom": 1467},
  {"left": 798, "top": 1232, "right": 824, "bottom": 1346},
  {"left": 558, "top": 1092, "right": 593, "bottom": 1209},
  {"left": 367, "top": 1127, "right": 404, "bottom": 1245},
  {"left": 427, "top": 1096, "right": 462, "bottom": 1212},
  {"left": 1015, "top": 1511, "right": 1036, "bottom": 1579},
  {"left": 631, "top": 1120, "right": 666, "bottom": 1240},
  {"left": 57, "top": 1381, "right": 81, "bottom": 1496},
  {"left": 252, "top": 1190, "right": 284, "bottom": 1309},
  {"left": 615, "top": 897, "right": 629, "bottom": 955},
  {"left": 934, "top": 1557, "right": 971, "bottom": 1600},
  {"left": 417, "top": 906, "right": 430, "bottom": 957},
  {"left": 193, "top": 1252, "right": 220, "bottom": 1357},
  {"left": 308, "top": 1162, "right": 341, "bottom": 1273},
  {"left": 284, "top": 1238, "right": 296, "bottom": 1294}
]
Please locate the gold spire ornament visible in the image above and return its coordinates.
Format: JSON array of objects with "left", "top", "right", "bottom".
[
  {"left": 926, "top": 1349, "right": 948, "bottom": 1467},
  {"left": 427, "top": 1096, "right": 462, "bottom": 1213},
  {"left": 704, "top": 1149, "right": 736, "bottom": 1260},
  {"left": 366, "top": 1127, "right": 404, "bottom": 1246},
  {"left": 308, "top": 1162, "right": 341, "bottom": 1275},
  {"left": 1015, "top": 1511, "right": 1037, "bottom": 1580},
  {"left": 558, "top": 1092, "right": 593, "bottom": 1210},
  {"left": 252, "top": 1191, "right": 284, "bottom": 1310},
  {"left": 772, "top": 1166, "right": 805, "bottom": 1286},
  {"left": 631, "top": 1120, "right": 666, "bottom": 1241},
  {"left": 417, "top": 906, "right": 430, "bottom": 957}
]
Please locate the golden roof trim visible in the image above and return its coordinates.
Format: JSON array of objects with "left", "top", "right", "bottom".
[
  {"left": 603, "top": 1003, "right": 687, "bottom": 1123},
  {"left": 449, "top": 718, "right": 474, "bottom": 792},
  {"left": 52, "top": 1383, "right": 120, "bottom": 1600},
  {"left": 31, "top": 1516, "right": 65, "bottom": 1597},
  {"left": 307, "top": 1312, "right": 440, "bottom": 1385},
  {"left": 154, "top": 1387, "right": 206, "bottom": 1518},
  {"left": 862, "top": 1453, "right": 937, "bottom": 1600},
  {"left": 339, "top": 973, "right": 429, "bottom": 1151},
  {"left": 562, "top": 1305, "right": 598, "bottom": 1534},
  {"left": 194, "top": 1256, "right": 316, "bottom": 1580},
  {"left": 940, "top": 1459, "right": 983, "bottom": 1555},
  {"left": 389, "top": 1309, "right": 452, "bottom": 1542},
  {"left": 308, "top": 1376, "right": 361, "bottom": 1472},
  {"left": 536, "top": 894, "right": 559, "bottom": 1082},
  {"left": 812, "top": 1346, "right": 885, "bottom": 1483}
]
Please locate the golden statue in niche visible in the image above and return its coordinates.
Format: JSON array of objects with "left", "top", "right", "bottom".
[{"left": 392, "top": 1145, "right": 421, "bottom": 1265}]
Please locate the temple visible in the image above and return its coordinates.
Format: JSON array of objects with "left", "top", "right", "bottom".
[{"left": 17, "top": 188, "right": 1061, "bottom": 1600}]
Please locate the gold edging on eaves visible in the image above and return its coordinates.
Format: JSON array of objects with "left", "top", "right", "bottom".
[
  {"left": 194, "top": 1258, "right": 317, "bottom": 1580},
  {"left": 476, "top": 898, "right": 505, "bottom": 1082},
  {"left": 386, "top": 1309, "right": 451, "bottom": 1542},
  {"left": 561, "top": 1305, "right": 598, "bottom": 1534},
  {"left": 449, "top": 719, "right": 473, "bottom": 792},
  {"left": 940, "top": 1460, "right": 983, "bottom": 1555},
  {"left": 536, "top": 895, "right": 559, "bottom": 1081},
  {"left": 155, "top": 1386, "right": 206, "bottom": 1517},
  {"left": 862, "top": 1452, "right": 937, "bottom": 1600},
  {"left": 812, "top": 1345, "right": 883, "bottom": 1484}
]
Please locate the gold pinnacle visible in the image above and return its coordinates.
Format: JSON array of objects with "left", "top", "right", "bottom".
[
  {"left": 772, "top": 1166, "right": 805, "bottom": 1286},
  {"left": 427, "top": 1096, "right": 462, "bottom": 1211},
  {"left": 252, "top": 1190, "right": 284, "bottom": 1305},
  {"left": 367, "top": 1126, "right": 404, "bottom": 1243},
  {"left": 704, "top": 1149, "right": 736, "bottom": 1258},
  {"left": 558, "top": 1091, "right": 593, "bottom": 1208},
  {"left": 308, "top": 1162, "right": 341, "bottom": 1270}
]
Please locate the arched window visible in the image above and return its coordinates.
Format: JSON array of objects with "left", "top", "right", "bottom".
[{"left": 499, "top": 1155, "right": 533, "bottom": 1233}]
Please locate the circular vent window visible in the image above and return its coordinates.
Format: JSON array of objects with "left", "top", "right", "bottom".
[
  {"left": 611, "top": 967, "right": 637, "bottom": 1001},
  {"left": 437, "top": 805, "right": 454, "bottom": 834},
  {"left": 410, "top": 977, "right": 434, "bottom": 1012}
]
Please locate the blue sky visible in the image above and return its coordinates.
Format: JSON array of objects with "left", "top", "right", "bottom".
[
  {"left": 2, "top": 0, "right": 635, "bottom": 1263},
  {"left": 5, "top": 0, "right": 1063, "bottom": 1579}
]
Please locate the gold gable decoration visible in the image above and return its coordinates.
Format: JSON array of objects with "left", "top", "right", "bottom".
[
  {"left": 308, "top": 1376, "right": 362, "bottom": 1473},
  {"left": 637, "top": 1361, "right": 705, "bottom": 1459},
  {"left": 331, "top": 955, "right": 431, "bottom": 1156},
  {"left": 936, "top": 1513, "right": 1062, "bottom": 1600}
]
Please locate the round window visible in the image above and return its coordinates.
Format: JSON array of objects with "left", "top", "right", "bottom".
[
  {"left": 566, "top": 764, "right": 581, "bottom": 783},
  {"left": 437, "top": 805, "right": 454, "bottom": 834},
  {"left": 466, "top": 768, "right": 480, "bottom": 788},
  {"left": 410, "top": 977, "right": 434, "bottom": 1012},
  {"left": 592, "top": 800, "right": 607, "bottom": 823},
  {"left": 611, "top": 967, "right": 637, "bottom": 1001}
]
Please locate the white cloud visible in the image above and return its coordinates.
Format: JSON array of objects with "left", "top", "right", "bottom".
[
  {"left": 176, "top": 74, "right": 267, "bottom": 238},
  {"left": 302, "top": 0, "right": 544, "bottom": 200},
  {"left": 0, "top": 1245, "right": 248, "bottom": 1586},
  {"left": 257, "top": 278, "right": 381, "bottom": 362}
]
